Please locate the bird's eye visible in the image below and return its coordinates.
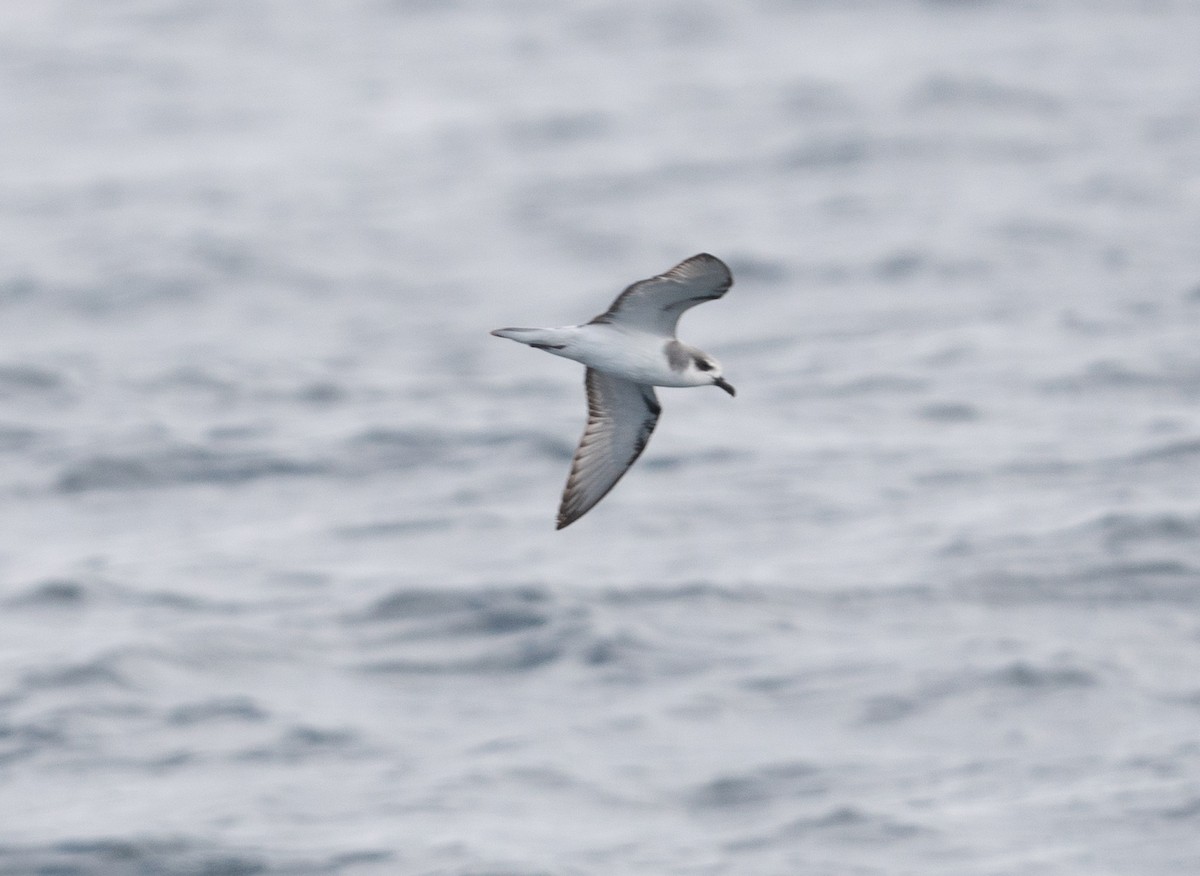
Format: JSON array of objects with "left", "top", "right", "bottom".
[{"left": 694, "top": 358, "right": 714, "bottom": 372}]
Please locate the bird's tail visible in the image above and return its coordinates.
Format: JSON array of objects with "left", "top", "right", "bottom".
[{"left": 490, "top": 327, "right": 573, "bottom": 350}]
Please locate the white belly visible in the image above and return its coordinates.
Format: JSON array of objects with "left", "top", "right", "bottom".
[{"left": 560, "top": 325, "right": 700, "bottom": 387}]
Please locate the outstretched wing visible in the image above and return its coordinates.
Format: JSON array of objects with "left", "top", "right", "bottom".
[
  {"left": 557, "top": 369, "right": 660, "bottom": 529},
  {"left": 590, "top": 253, "right": 733, "bottom": 337}
]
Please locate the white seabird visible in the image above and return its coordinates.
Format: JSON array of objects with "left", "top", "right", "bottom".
[{"left": 491, "top": 253, "right": 735, "bottom": 529}]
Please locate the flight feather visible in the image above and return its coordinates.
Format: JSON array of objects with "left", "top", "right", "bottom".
[
  {"left": 557, "top": 369, "right": 661, "bottom": 529},
  {"left": 589, "top": 253, "right": 733, "bottom": 337}
]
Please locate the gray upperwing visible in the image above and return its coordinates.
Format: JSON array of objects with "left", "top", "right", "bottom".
[
  {"left": 557, "top": 369, "right": 661, "bottom": 529},
  {"left": 589, "top": 253, "right": 733, "bottom": 337}
]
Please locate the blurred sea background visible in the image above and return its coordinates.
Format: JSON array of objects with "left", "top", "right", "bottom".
[{"left": 3, "top": 1, "right": 1200, "bottom": 873}]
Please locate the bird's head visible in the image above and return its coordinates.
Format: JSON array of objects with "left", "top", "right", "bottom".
[{"left": 690, "top": 353, "right": 735, "bottom": 397}]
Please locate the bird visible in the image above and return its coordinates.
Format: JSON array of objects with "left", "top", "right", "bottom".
[{"left": 491, "top": 253, "right": 735, "bottom": 529}]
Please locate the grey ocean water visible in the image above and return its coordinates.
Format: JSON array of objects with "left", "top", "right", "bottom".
[{"left": 3, "top": 1, "right": 1200, "bottom": 873}]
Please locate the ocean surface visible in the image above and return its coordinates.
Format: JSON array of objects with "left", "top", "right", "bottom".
[{"left": 3, "top": 1, "right": 1200, "bottom": 873}]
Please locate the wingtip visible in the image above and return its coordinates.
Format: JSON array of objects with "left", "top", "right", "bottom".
[
  {"left": 688, "top": 252, "right": 726, "bottom": 268},
  {"left": 556, "top": 494, "right": 583, "bottom": 528},
  {"left": 672, "top": 253, "right": 733, "bottom": 288}
]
